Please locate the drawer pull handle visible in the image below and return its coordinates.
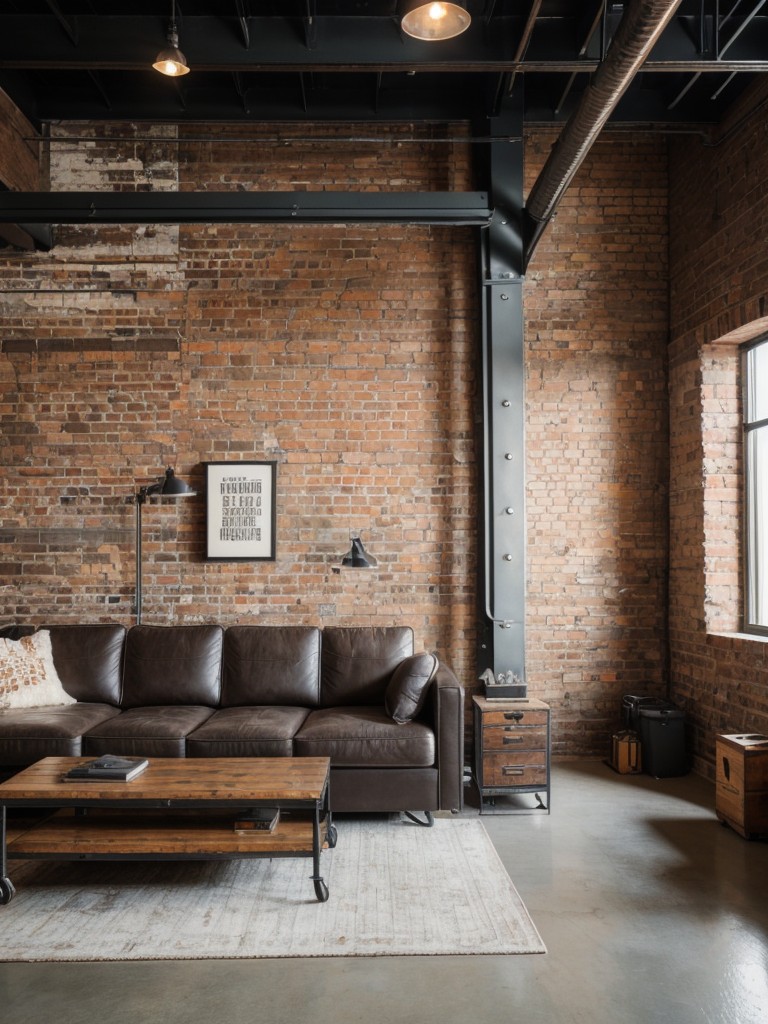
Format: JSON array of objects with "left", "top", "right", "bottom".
[
  {"left": 503, "top": 736, "right": 525, "bottom": 744},
  {"left": 502, "top": 766, "right": 525, "bottom": 776},
  {"left": 504, "top": 711, "right": 524, "bottom": 721}
]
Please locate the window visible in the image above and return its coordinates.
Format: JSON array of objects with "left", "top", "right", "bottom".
[{"left": 743, "top": 337, "right": 768, "bottom": 634}]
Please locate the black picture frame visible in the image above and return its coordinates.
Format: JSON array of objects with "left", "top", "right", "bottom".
[{"left": 205, "top": 461, "right": 277, "bottom": 561}]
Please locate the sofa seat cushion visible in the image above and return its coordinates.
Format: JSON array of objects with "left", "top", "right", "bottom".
[
  {"left": 0, "top": 703, "right": 122, "bottom": 765},
  {"left": 83, "top": 706, "right": 215, "bottom": 758},
  {"left": 294, "top": 707, "right": 435, "bottom": 767},
  {"left": 186, "top": 706, "right": 311, "bottom": 758}
]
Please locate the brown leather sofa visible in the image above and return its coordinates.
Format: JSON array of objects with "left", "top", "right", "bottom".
[{"left": 0, "top": 623, "right": 464, "bottom": 817}]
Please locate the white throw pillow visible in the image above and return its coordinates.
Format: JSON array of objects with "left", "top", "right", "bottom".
[{"left": 0, "top": 630, "right": 77, "bottom": 710}]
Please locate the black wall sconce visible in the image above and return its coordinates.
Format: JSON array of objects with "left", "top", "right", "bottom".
[{"left": 341, "top": 532, "right": 378, "bottom": 568}]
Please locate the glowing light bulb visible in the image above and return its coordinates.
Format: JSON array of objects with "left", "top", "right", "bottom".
[{"left": 401, "top": 1, "right": 470, "bottom": 41}]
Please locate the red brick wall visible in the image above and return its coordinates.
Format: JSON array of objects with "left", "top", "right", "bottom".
[
  {"left": 0, "top": 123, "right": 479, "bottom": 690},
  {"left": 0, "top": 122, "right": 672, "bottom": 758},
  {"left": 524, "top": 132, "right": 670, "bottom": 756},
  {"left": 668, "top": 81, "right": 768, "bottom": 774}
]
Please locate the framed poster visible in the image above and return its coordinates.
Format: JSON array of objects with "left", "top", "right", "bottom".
[{"left": 205, "top": 461, "right": 277, "bottom": 561}]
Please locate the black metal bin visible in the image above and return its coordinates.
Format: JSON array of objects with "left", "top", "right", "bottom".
[
  {"left": 639, "top": 706, "right": 687, "bottom": 778},
  {"left": 622, "top": 695, "right": 674, "bottom": 733}
]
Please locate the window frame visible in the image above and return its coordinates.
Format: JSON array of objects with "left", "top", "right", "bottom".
[{"left": 742, "top": 335, "right": 768, "bottom": 636}]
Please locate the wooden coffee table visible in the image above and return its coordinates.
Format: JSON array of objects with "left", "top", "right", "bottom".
[{"left": 0, "top": 756, "right": 336, "bottom": 904}]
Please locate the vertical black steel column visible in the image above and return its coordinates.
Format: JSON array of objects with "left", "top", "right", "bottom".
[{"left": 477, "top": 96, "right": 526, "bottom": 682}]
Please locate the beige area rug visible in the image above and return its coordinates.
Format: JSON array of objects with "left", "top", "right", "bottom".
[{"left": 0, "top": 818, "right": 546, "bottom": 961}]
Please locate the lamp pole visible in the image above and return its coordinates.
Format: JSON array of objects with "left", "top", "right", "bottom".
[
  {"left": 134, "top": 486, "right": 149, "bottom": 625},
  {"left": 133, "top": 467, "right": 196, "bottom": 625}
]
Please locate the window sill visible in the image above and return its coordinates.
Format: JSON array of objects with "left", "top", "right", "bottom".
[{"left": 708, "top": 630, "right": 768, "bottom": 647}]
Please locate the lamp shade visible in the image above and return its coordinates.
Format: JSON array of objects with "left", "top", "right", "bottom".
[
  {"left": 152, "top": 24, "right": 189, "bottom": 76},
  {"left": 152, "top": 46, "right": 189, "bottom": 77},
  {"left": 341, "top": 536, "right": 378, "bottom": 568},
  {"left": 400, "top": 1, "right": 471, "bottom": 41},
  {"left": 157, "top": 466, "right": 196, "bottom": 497}
]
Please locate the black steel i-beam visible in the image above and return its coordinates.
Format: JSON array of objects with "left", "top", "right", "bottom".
[
  {"left": 0, "top": 191, "right": 491, "bottom": 226},
  {"left": 477, "top": 95, "right": 526, "bottom": 686}
]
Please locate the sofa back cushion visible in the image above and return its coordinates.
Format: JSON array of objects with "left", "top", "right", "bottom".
[
  {"left": 222, "top": 626, "right": 321, "bottom": 707},
  {"left": 121, "top": 625, "right": 223, "bottom": 708},
  {"left": 48, "top": 624, "right": 126, "bottom": 705},
  {"left": 321, "top": 626, "right": 414, "bottom": 707}
]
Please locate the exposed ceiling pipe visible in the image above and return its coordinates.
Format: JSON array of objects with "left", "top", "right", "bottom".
[{"left": 523, "top": 0, "right": 683, "bottom": 267}]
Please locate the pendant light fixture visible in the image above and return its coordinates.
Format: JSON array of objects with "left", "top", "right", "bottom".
[
  {"left": 400, "top": 2, "right": 471, "bottom": 41},
  {"left": 152, "top": 0, "right": 190, "bottom": 77}
]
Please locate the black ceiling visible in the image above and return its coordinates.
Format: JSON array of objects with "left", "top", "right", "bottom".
[{"left": 0, "top": 1, "right": 767, "bottom": 131}]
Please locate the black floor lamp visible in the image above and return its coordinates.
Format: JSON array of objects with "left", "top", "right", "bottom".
[{"left": 134, "top": 466, "right": 196, "bottom": 624}]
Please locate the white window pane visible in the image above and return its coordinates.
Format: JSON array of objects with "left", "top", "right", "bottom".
[
  {"left": 746, "top": 425, "right": 768, "bottom": 628},
  {"left": 745, "top": 341, "right": 768, "bottom": 423}
]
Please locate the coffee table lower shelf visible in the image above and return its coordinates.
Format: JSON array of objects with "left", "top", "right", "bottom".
[
  {"left": 5, "top": 810, "right": 337, "bottom": 902},
  {"left": 9, "top": 809, "right": 334, "bottom": 856}
]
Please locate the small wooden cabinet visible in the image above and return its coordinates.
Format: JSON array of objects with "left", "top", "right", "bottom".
[
  {"left": 473, "top": 696, "right": 550, "bottom": 813},
  {"left": 715, "top": 733, "right": 768, "bottom": 839}
]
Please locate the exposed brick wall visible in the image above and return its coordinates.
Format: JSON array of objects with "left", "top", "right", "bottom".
[
  {"left": 0, "top": 123, "right": 479, "bottom": 692},
  {"left": 524, "top": 132, "right": 670, "bottom": 756},
  {"left": 668, "top": 80, "right": 768, "bottom": 775},
  {"left": 0, "top": 121, "right": 672, "bottom": 759}
]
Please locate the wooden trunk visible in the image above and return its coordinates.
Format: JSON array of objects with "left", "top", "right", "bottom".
[{"left": 715, "top": 734, "right": 768, "bottom": 839}]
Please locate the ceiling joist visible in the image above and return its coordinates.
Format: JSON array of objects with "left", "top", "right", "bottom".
[{"left": 0, "top": 5, "right": 767, "bottom": 129}]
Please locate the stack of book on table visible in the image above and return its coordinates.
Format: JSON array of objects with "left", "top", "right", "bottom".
[
  {"left": 62, "top": 755, "right": 149, "bottom": 782},
  {"left": 233, "top": 807, "right": 280, "bottom": 833}
]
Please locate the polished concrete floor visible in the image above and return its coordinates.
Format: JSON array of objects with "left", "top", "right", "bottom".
[{"left": 2, "top": 760, "right": 767, "bottom": 1024}]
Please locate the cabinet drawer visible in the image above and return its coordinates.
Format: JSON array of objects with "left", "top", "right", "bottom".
[
  {"left": 482, "top": 708, "right": 548, "bottom": 728},
  {"left": 482, "top": 751, "right": 547, "bottom": 788},
  {"left": 483, "top": 725, "right": 548, "bottom": 751}
]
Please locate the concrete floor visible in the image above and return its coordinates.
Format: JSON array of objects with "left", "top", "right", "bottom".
[{"left": 2, "top": 760, "right": 767, "bottom": 1024}]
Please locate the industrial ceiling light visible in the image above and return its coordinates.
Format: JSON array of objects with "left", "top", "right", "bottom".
[
  {"left": 400, "top": 1, "right": 471, "bottom": 41},
  {"left": 152, "top": 0, "right": 190, "bottom": 77}
]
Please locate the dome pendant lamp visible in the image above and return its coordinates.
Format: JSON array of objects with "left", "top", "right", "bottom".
[
  {"left": 152, "top": 0, "right": 190, "bottom": 77},
  {"left": 400, "top": 1, "right": 471, "bottom": 42}
]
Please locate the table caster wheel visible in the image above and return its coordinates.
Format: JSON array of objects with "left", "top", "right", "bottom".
[
  {"left": 0, "top": 876, "right": 15, "bottom": 905},
  {"left": 313, "top": 878, "right": 329, "bottom": 902},
  {"left": 327, "top": 825, "right": 338, "bottom": 848}
]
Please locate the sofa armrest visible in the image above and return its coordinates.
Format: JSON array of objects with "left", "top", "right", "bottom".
[{"left": 430, "top": 660, "right": 465, "bottom": 813}]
